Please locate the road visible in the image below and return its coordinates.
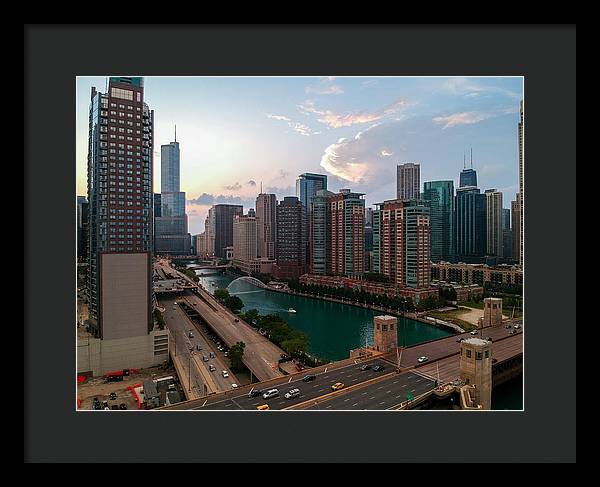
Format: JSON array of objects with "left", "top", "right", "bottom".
[
  {"left": 160, "top": 295, "right": 238, "bottom": 394},
  {"left": 156, "top": 259, "right": 285, "bottom": 382},
  {"left": 302, "top": 371, "right": 436, "bottom": 410},
  {"left": 184, "top": 356, "right": 395, "bottom": 410}
]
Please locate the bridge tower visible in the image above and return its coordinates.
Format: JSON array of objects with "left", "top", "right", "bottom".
[
  {"left": 482, "top": 297, "right": 503, "bottom": 327},
  {"left": 373, "top": 315, "right": 398, "bottom": 353},
  {"left": 459, "top": 337, "right": 492, "bottom": 410}
]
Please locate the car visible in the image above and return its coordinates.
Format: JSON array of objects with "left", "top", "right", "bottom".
[
  {"left": 457, "top": 337, "right": 465, "bottom": 342},
  {"left": 202, "top": 355, "right": 209, "bottom": 362},
  {"left": 509, "top": 329, "right": 517, "bottom": 335},
  {"left": 284, "top": 388, "right": 300, "bottom": 399},
  {"left": 224, "top": 351, "right": 229, "bottom": 357},
  {"left": 262, "top": 389, "right": 280, "bottom": 399},
  {"left": 372, "top": 364, "right": 385, "bottom": 372},
  {"left": 302, "top": 374, "right": 316, "bottom": 382},
  {"left": 247, "top": 389, "right": 262, "bottom": 398},
  {"left": 104, "top": 406, "right": 110, "bottom": 410},
  {"left": 209, "top": 365, "right": 216, "bottom": 372},
  {"left": 514, "top": 324, "right": 521, "bottom": 329},
  {"left": 234, "top": 318, "right": 239, "bottom": 323},
  {"left": 209, "top": 352, "right": 215, "bottom": 358},
  {"left": 417, "top": 356, "right": 429, "bottom": 363},
  {"left": 360, "top": 364, "right": 371, "bottom": 371},
  {"left": 470, "top": 330, "right": 478, "bottom": 335},
  {"left": 331, "top": 382, "right": 345, "bottom": 391},
  {"left": 102, "top": 400, "right": 109, "bottom": 408},
  {"left": 222, "top": 370, "right": 229, "bottom": 378},
  {"left": 231, "top": 383, "right": 238, "bottom": 389},
  {"left": 196, "top": 345, "right": 202, "bottom": 351},
  {"left": 119, "top": 403, "right": 127, "bottom": 410},
  {"left": 109, "top": 392, "right": 117, "bottom": 400},
  {"left": 256, "top": 404, "right": 270, "bottom": 410},
  {"left": 505, "top": 324, "right": 512, "bottom": 329},
  {"left": 188, "top": 331, "right": 194, "bottom": 338}
]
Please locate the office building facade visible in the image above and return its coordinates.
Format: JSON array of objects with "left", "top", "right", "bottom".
[
  {"left": 256, "top": 193, "right": 277, "bottom": 260},
  {"left": 309, "top": 189, "right": 333, "bottom": 275},
  {"left": 454, "top": 187, "right": 487, "bottom": 263},
  {"left": 274, "top": 196, "right": 306, "bottom": 279},
  {"left": 328, "top": 190, "right": 366, "bottom": 277},
  {"left": 485, "top": 189, "right": 503, "bottom": 258},
  {"left": 213, "top": 204, "right": 243, "bottom": 258},
  {"left": 397, "top": 163, "right": 420, "bottom": 200}
]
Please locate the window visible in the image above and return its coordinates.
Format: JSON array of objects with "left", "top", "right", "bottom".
[{"left": 466, "top": 349, "right": 472, "bottom": 358}]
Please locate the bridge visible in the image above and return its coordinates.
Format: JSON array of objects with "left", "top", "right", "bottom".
[
  {"left": 160, "top": 320, "right": 523, "bottom": 410},
  {"left": 226, "top": 276, "right": 269, "bottom": 290}
]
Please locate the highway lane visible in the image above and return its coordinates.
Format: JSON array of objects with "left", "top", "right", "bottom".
[
  {"left": 303, "top": 372, "right": 436, "bottom": 410},
  {"left": 160, "top": 296, "right": 238, "bottom": 393},
  {"left": 156, "top": 260, "right": 285, "bottom": 382},
  {"left": 189, "top": 357, "right": 393, "bottom": 410}
]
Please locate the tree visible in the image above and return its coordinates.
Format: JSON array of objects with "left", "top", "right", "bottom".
[
  {"left": 214, "top": 287, "right": 230, "bottom": 303},
  {"left": 225, "top": 295, "right": 244, "bottom": 313},
  {"left": 229, "top": 341, "right": 246, "bottom": 371}
]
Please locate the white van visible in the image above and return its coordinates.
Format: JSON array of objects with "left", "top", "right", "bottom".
[{"left": 262, "top": 389, "right": 279, "bottom": 399}]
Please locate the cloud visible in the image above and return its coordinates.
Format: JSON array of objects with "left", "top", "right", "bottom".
[
  {"left": 265, "top": 112, "right": 320, "bottom": 136},
  {"left": 225, "top": 182, "right": 242, "bottom": 191},
  {"left": 266, "top": 113, "right": 291, "bottom": 121},
  {"left": 247, "top": 180, "right": 257, "bottom": 187},
  {"left": 188, "top": 193, "right": 249, "bottom": 206},
  {"left": 432, "top": 111, "right": 492, "bottom": 129},
  {"left": 298, "top": 98, "right": 411, "bottom": 129},
  {"left": 442, "top": 77, "right": 521, "bottom": 100},
  {"left": 380, "top": 149, "right": 393, "bottom": 157},
  {"left": 305, "top": 77, "right": 344, "bottom": 96}
]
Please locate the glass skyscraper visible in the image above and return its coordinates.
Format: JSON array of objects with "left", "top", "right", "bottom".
[
  {"left": 296, "top": 173, "right": 327, "bottom": 263},
  {"left": 422, "top": 180, "right": 454, "bottom": 263},
  {"left": 454, "top": 187, "right": 487, "bottom": 263}
]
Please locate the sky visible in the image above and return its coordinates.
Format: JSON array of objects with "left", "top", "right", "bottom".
[{"left": 76, "top": 76, "right": 523, "bottom": 235}]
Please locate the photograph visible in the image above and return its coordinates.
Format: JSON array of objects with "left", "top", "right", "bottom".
[{"left": 75, "top": 75, "right": 525, "bottom": 412}]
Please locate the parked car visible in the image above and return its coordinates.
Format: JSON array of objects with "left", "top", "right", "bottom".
[
  {"left": 360, "top": 364, "right": 371, "bottom": 371},
  {"left": 302, "top": 374, "right": 316, "bottom": 382},
  {"left": 262, "top": 389, "right": 280, "bottom": 399},
  {"left": 109, "top": 392, "right": 117, "bottom": 400},
  {"left": 372, "top": 364, "right": 385, "bottom": 372},
  {"left": 284, "top": 388, "right": 300, "bottom": 399},
  {"left": 209, "top": 352, "right": 215, "bottom": 358},
  {"left": 331, "top": 382, "right": 345, "bottom": 391},
  {"left": 417, "top": 356, "right": 429, "bottom": 363},
  {"left": 102, "top": 400, "right": 109, "bottom": 408},
  {"left": 256, "top": 404, "right": 270, "bottom": 410},
  {"left": 118, "top": 403, "right": 127, "bottom": 410},
  {"left": 231, "top": 383, "right": 238, "bottom": 389},
  {"left": 248, "top": 389, "right": 262, "bottom": 398}
]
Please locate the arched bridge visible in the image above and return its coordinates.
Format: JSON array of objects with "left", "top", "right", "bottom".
[{"left": 226, "top": 276, "right": 268, "bottom": 290}]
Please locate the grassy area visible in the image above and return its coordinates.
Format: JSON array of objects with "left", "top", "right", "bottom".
[
  {"left": 461, "top": 300, "right": 523, "bottom": 318},
  {"left": 426, "top": 308, "right": 478, "bottom": 332}
]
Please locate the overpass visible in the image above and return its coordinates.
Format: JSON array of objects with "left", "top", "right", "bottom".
[{"left": 155, "top": 259, "right": 286, "bottom": 383}]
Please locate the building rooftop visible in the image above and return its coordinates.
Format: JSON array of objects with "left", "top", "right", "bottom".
[{"left": 463, "top": 338, "right": 489, "bottom": 347}]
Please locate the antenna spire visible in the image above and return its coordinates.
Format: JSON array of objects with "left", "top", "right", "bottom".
[
  {"left": 470, "top": 147, "right": 473, "bottom": 168},
  {"left": 463, "top": 150, "right": 466, "bottom": 169},
  {"left": 174, "top": 124, "right": 177, "bottom": 143}
]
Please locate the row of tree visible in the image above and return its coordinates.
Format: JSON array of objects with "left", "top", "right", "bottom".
[{"left": 213, "top": 288, "right": 244, "bottom": 313}]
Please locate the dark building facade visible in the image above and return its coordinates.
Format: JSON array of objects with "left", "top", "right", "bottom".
[
  {"left": 213, "top": 204, "right": 243, "bottom": 258},
  {"left": 86, "top": 76, "right": 154, "bottom": 339},
  {"left": 77, "top": 196, "right": 89, "bottom": 262},
  {"left": 454, "top": 187, "right": 487, "bottom": 263},
  {"left": 422, "top": 180, "right": 454, "bottom": 263},
  {"left": 274, "top": 196, "right": 306, "bottom": 279}
]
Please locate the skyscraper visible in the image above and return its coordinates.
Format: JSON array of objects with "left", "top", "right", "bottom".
[
  {"left": 274, "top": 196, "right": 306, "bottom": 279},
  {"left": 154, "top": 129, "right": 190, "bottom": 255},
  {"left": 256, "top": 193, "right": 277, "bottom": 260},
  {"left": 296, "top": 173, "right": 327, "bottom": 263},
  {"left": 233, "top": 214, "right": 257, "bottom": 263},
  {"left": 502, "top": 208, "right": 513, "bottom": 261},
  {"left": 213, "top": 204, "right": 243, "bottom": 258},
  {"left": 328, "top": 189, "right": 365, "bottom": 277},
  {"left": 518, "top": 100, "right": 524, "bottom": 266},
  {"left": 77, "top": 196, "right": 89, "bottom": 262},
  {"left": 309, "top": 189, "right": 333, "bottom": 275},
  {"left": 204, "top": 207, "right": 215, "bottom": 257},
  {"left": 459, "top": 149, "right": 478, "bottom": 188},
  {"left": 454, "top": 187, "right": 487, "bottom": 263},
  {"left": 373, "top": 199, "right": 431, "bottom": 289},
  {"left": 485, "top": 189, "right": 503, "bottom": 258},
  {"left": 396, "top": 163, "right": 420, "bottom": 200},
  {"left": 422, "top": 180, "right": 454, "bottom": 262},
  {"left": 86, "top": 76, "right": 154, "bottom": 341},
  {"left": 511, "top": 195, "right": 521, "bottom": 264}
]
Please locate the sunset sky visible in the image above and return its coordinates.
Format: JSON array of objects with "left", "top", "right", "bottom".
[{"left": 76, "top": 76, "right": 523, "bottom": 235}]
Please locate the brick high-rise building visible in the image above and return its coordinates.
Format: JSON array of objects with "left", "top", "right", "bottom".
[
  {"left": 86, "top": 77, "right": 154, "bottom": 340},
  {"left": 373, "top": 199, "right": 431, "bottom": 289},
  {"left": 274, "top": 196, "right": 306, "bottom": 279},
  {"left": 256, "top": 193, "right": 277, "bottom": 260}
]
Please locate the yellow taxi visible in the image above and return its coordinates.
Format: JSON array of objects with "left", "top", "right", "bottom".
[
  {"left": 331, "top": 382, "right": 345, "bottom": 391},
  {"left": 256, "top": 404, "right": 270, "bottom": 410}
]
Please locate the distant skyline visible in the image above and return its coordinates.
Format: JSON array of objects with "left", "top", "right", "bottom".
[{"left": 76, "top": 76, "right": 523, "bottom": 235}]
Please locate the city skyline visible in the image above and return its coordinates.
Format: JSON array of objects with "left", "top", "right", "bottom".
[{"left": 77, "top": 76, "right": 523, "bottom": 236}]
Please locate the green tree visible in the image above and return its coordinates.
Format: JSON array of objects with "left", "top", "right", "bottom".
[
  {"left": 228, "top": 341, "right": 246, "bottom": 371},
  {"left": 214, "top": 287, "right": 230, "bottom": 303},
  {"left": 225, "top": 295, "right": 244, "bottom": 313}
]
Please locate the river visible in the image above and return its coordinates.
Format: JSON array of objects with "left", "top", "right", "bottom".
[{"left": 193, "top": 271, "right": 451, "bottom": 362}]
